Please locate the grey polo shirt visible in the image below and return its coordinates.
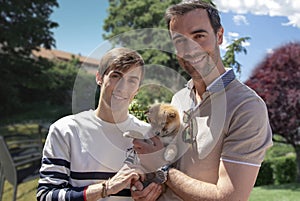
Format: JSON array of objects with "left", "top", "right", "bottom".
[{"left": 171, "top": 69, "right": 273, "bottom": 168}]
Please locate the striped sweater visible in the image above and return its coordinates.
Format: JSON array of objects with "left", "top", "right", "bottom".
[{"left": 37, "top": 110, "right": 150, "bottom": 201}]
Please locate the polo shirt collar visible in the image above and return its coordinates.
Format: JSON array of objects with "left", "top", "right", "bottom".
[{"left": 186, "top": 68, "right": 236, "bottom": 93}]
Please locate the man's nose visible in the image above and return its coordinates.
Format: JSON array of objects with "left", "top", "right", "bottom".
[
  {"left": 116, "top": 78, "right": 128, "bottom": 90},
  {"left": 182, "top": 40, "right": 199, "bottom": 57}
]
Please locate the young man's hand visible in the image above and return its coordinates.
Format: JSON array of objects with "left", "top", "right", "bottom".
[{"left": 107, "top": 164, "right": 141, "bottom": 195}]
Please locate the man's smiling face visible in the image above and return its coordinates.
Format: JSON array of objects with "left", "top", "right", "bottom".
[{"left": 170, "top": 8, "right": 223, "bottom": 79}]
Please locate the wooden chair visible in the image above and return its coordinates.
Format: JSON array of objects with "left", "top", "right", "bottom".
[
  {"left": 0, "top": 165, "right": 5, "bottom": 201},
  {"left": 0, "top": 135, "right": 42, "bottom": 201}
]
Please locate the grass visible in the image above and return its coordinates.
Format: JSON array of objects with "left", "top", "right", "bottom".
[
  {"left": 0, "top": 123, "right": 44, "bottom": 201},
  {"left": 250, "top": 183, "right": 300, "bottom": 201},
  {"left": 2, "top": 179, "right": 38, "bottom": 201}
]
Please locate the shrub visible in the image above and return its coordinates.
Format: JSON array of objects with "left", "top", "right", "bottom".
[
  {"left": 255, "top": 160, "right": 274, "bottom": 186},
  {"left": 129, "top": 99, "right": 148, "bottom": 122},
  {"left": 255, "top": 154, "right": 297, "bottom": 186},
  {"left": 273, "top": 155, "right": 297, "bottom": 184}
]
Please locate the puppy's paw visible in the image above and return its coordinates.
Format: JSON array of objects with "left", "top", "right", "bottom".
[
  {"left": 123, "top": 130, "right": 144, "bottom": 139},
  {"left": 164, "top": 144, "right": 178, "bottom": 162}
]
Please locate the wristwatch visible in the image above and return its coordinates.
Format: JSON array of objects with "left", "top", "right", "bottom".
[{"left": 155, "top": 164, "right": 171, "bottom": 184}]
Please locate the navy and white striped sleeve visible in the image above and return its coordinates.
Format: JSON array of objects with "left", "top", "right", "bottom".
[{"left": 36, "top": 125, "right": 85, "bottom": 201}]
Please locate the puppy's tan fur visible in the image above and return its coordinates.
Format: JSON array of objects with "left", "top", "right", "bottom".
[
  {"left": 124, "top": 103, "right": 181, "bottom": 162},
  {"left": 145, "top": 103, "right": 180, "bottom": 145}
]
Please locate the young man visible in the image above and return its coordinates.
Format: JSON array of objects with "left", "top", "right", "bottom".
[
  {"left": 132, "top": 1, "right": 273, "bottom": 200},
  {"left": 37, "top": 47, "right": 162, "bottom": 201}
]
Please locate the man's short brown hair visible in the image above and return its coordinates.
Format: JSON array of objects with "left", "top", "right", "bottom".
[
  {"left": 98, "top": 47, "right": 145, "bottom": 83},
  {"left": 165, "top": 0, "right": 222, "bottom": 34}
]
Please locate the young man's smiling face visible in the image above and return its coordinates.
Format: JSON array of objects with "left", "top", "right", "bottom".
[
  {"left": 170, "top": 8, "right": 224, "bottom": 79},
  {"left": 99, "top": 65, "right": 142, "bottom": 114}
]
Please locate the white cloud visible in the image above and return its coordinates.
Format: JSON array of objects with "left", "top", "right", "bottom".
[
  {"left": 283, "top": 13, "right": 300, "bottom": 27},
  {"left": 233, "top": 15, "right": 249, "bottom": 26},
  {"left": 242, "top": 41, "right": 251, "bottom": 47},
  {"left": 228, "top": 32, "right": 240, "bottom": 38},
  {"left": 214, "top": 0, "right": 300, "bottom": 28},
  {"left": 267, "top": 48, "right": 274, "bottom": 54}
]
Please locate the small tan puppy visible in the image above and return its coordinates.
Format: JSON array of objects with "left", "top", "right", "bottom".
[
  {"left": 145, "top": 103, "right": 180, "bottom": 144},
  {"left": 124, "top": 103, "right": 181, "bottom": 162}
]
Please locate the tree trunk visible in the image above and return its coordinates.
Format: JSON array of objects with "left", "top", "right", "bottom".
[{"left": 295, "top": 145, "right": 300, "bottom": 183}]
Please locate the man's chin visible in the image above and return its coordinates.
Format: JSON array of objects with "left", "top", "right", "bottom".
[
  {"left": 186, "top": 67, "right": 203, "bottom": 79},
  {"left": 111, "top": 101, "right": 129, "bottom": 111},
  {"left": 191, "top": 63, "right": 216, "bottom": 78}
]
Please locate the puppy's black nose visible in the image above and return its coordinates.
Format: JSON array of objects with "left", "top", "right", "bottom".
[{"left": 155, "top": 131, "right": 160, "bottom": 136}]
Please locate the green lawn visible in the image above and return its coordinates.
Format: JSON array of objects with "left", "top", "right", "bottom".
[
  {"left": 250, "top": 183, "right": 300, "bottom": 201},
  {"left": 0, "top": 123, "right": 46, "bottom": 201},
  {"left": 2, "top": 179, "right": 38, "bottom": 201}
]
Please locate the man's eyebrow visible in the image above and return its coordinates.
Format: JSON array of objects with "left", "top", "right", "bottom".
[
  {"left": 112, "top": 70, "right": 140, "bottom": 81},
  {"left": 190, "top": 29, "right": 208, "bottom": 35},
  {"left": 111, "top": 71, "right": 123, "bottom": 76},
  {"left": 172, "top": 29, "right": 208, "bottom": 40}
]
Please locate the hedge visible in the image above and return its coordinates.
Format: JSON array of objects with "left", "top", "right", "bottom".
[
  {"left": 255, "top": 155, "right": 297, "bottom": 186},
  {"left": 273, "top": 155, "right": 297, "bottom": 184},
  {"left": 255, "top": 160, "right": 274, "bottom": 186}
]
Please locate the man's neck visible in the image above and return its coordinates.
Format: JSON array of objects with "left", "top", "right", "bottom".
[
  {"left": 192, "top": 66, "right": 226, "bottom": 98},
  {"left": 95, "top": 105, "right": 128, "bottom": 123}
]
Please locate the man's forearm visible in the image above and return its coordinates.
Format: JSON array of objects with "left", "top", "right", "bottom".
[{"left": 166, "top": 168, "right": 222, "bottom": 201}]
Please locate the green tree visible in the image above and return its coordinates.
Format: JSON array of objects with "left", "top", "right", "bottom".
[
  {"left": 245, "top": 42, "right": 300, "bottom": 182},
  {"left": 223, "top": 37, "right": 251, "bottom": 75},
  {"left": 103, "top": 0, "right": 249, "bottom": 72},
  {"left": 0, "top": 0, "right": 59, "bottom": 115},
  {"left": 103, "top": 0, "right": 187, "bottom": 80},
  {"left": 46, "top": 57, "right": 80, "bottom": 105},
  {"left": 0, "top": 0, "right": 58, "bottom": 55},
  {"left": 103, "top": 0, "right": 250, "bottom": 107}
]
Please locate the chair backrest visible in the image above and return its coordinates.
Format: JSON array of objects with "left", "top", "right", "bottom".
[{"left": 0, "top": 136, "right": 17, "bottom": 186}]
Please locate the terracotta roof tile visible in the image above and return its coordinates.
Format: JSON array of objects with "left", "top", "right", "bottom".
[{"left": 32, "top": 47, "right": 100, "bottom": 67}]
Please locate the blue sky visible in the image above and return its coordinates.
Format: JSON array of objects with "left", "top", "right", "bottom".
[{"left": 51, "top": 0, "right": 300, "bottom": 82}]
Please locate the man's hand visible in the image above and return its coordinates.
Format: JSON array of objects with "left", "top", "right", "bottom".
[
  {"left": 86, "top": 164, "right": 142, "bottom": 200},
  {"left": 133, "top": 136, "right": 164, "bottom": 154},
  {"left": 131, "top": 180, "right": 163, "bottom": 201},
  {"left": 133, "top": 136, "right": 166, "bottom": 172},
  {"left": 107, "top": 164, "right": 141, "bottom": 195}
]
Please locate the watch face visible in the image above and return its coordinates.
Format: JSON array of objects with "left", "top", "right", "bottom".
[{"left": 155, "top": 170, "right": 167, "bottom": 184}]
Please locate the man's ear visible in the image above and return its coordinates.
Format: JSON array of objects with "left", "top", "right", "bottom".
[
  {"left": 217, "top": 27, "right": 224, "bottom": 45},
  {"left": 96, "top": 71, "right": 102, "bottom": 86}
]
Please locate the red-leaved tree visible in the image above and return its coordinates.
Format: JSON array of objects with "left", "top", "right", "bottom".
[{"left": 245, "top": 42, "right": 300, "bottom": 182}]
